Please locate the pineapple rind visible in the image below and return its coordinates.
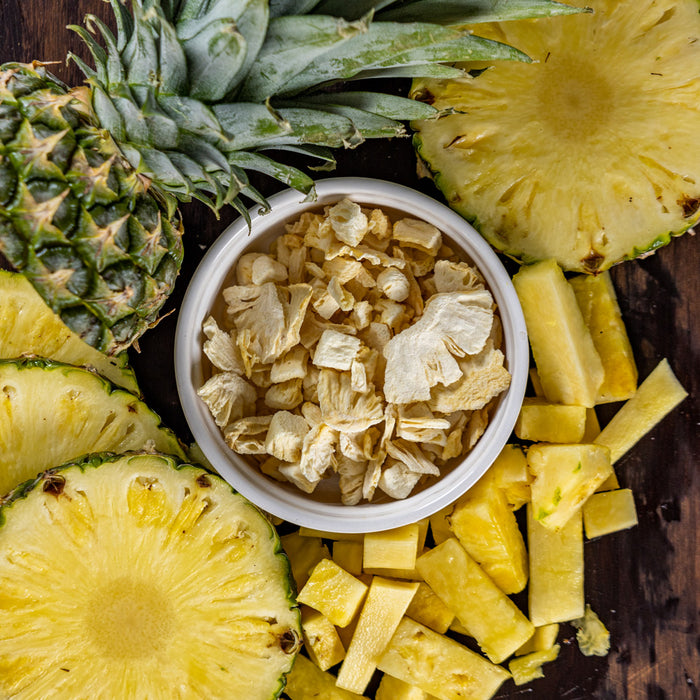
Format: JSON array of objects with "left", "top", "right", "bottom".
[
  {"left": 0, "top": 452, "right": 300, "bottom": 700},
  {"left": 0, "top": 356, "right": 184, "bottom": 497},
  {"left": 411, "top": 0, "right": 700, "bottom": 272}
]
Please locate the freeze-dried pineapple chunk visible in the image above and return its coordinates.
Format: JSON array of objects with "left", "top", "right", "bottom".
[
  {"left": 270, "top": 345, "right": 309, "bottom": 383},
  {"left": 383, "top": 291, "right": 495, "bottom": 404},
  {"left": 196, "top": 371, "right": 256, "bottom": 427},
  {"left": 265, "top": 411, "right": 309, "bottom": 463},
  {"left": 265, "top": 378, "right": 303, "bottom": 410},
  {"left": 202, "top": 316, "right": 245, "bottom": 374},
  {"left": 300, "top": 423, "right": 338, "bottom": 482},
  {"left": 251, "top": 254, "right": 287, "bottom": 285},
  {"left": 224, "top": 415, "right": 272, "bottom": 454},
  {"left": 433, "top": 259, "right": 485, "bottom": 293},
  {"left": 329, "top": 198, "right": 369, "bottom": 246},
  {"left": 313, "top": 329, "right": 362, "bottom": 371},
  {"left": 318, "top": 370, "right": 384, "bottom": 433},
  {"left": 393, "top": 218, "right": 442, "bottom": 255},
  {"left": 377, "top": 267, "right": 410, "bottom": 302}
]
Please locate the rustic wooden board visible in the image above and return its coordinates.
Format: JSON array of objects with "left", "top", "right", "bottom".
[{"left": 0, "top": 2, "right": 697, "bottom": 698}]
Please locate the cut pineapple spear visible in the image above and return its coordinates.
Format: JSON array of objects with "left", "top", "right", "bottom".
[
  {"left": 0, "top": 271, "right": 138, "bottom": 393},
  {"left": 416, "top": 538, "right": 534, "bottom": 663},
  {"left": 512, "top": 260, "right": 604, "bottom": 407},
  {"left": 0, "top": 358, "right": 184, "bottom": 497},
  {"left": 594, "top": 358, "right": 688, "bottom": 463},
  {"left": 377, "top": 617, "right": 511, "bottom": 700},
  {"left": 570, "top": 271, "right": 637, "bottom": 403},
  {"left": 527, "top": 505, "right": 584, "bottom": 627},
  {"left": 336, "top": 577, "right": 419, "bottom": 694},
  {"left": 0, "top": 453, "right": 300, "bottom": 699},
  {"left": 583, "top": 488, "right": 638, "bottom": 539}
]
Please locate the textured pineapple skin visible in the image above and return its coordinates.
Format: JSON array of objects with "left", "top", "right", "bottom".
[{"left": 0, "top": 63, "right": 183, "bottom": 355}]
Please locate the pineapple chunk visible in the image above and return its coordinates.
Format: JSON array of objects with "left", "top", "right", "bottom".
[
  {"left": 376, "top": 673, "right": 432, "bottom": 700},
  {"left": 364, "top": 523, "right": 420, "bottom": 571},
  {"left": 527, "top": 505, "right": 584, "bottom": 626},
  {"left": 594, "top": 358, "right": 687, "bottom": 464},
  {"left": 515, "top": 623, "right": 559, "bottom": 656},
  {"left": 297, "top": 559, "right": 368, "bottom": 627},
  {"left": 449, "top": 478, "right": 528, "bottom": 594},
  {"left": 515, "top": 399, "right": 587, "bottom": 443},
  {"left": 377, "top": 617, "right": 511, "bottom": 700},
  {"left": 486, "top": 443, "right": 532, "bottom": 510},
  {"left": 301, "top": 607, "right": 346, "bottom": 671},
  {"left": 570, "top": 271, "right": 637, "bottom": 404},
  {"left": 336, "top": 577, "right": 419, "bottom": 694},
  {"left": 508, "top": 645, "right": 560, "bottom": 685},
  {"left": 512, "top": 259, "right": 604, "bottom": 407},
  {"left": 416, "top": 538, "right": 534, "bottom": 663},
  {"left": 405, "top": 581, "right": 455, "bottom": 634},
  {"left": 582, "top": 407, "right": 601, "bottom": 443},
  {"left": 281, "top": 531, "right": 330, "bottom": 590},
  {"left": 528, "top": 443, "right": 612, "bottom": 531},
  {"left": 583, "top": 488, "right": 638, "bottom": 539},
  {"left": 285, "top": 654, "right": 368, "bottom": 700},
  {"left": 333, "top": 540, "right": 364, "bottom": 576}
]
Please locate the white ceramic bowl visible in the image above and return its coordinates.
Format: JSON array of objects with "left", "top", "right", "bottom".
[{"left": 175, "top": 177, "right": 528, "bottom": 532}]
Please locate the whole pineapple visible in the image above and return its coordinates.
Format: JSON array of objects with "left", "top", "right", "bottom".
[{"left": 0, "top": 0, "right": 582, "bottom": 354}]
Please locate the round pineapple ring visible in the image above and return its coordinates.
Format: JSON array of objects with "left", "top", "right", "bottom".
[
  {"left": 0, "top": 453, "right": 301, "bottom": 699},
  {"left": 175, "top": 177, "right": 529, "bottom": 533}
]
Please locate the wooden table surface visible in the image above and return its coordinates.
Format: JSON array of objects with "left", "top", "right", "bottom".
[{"left": 1, "top": 2, "right": 698, "bottom": 698}]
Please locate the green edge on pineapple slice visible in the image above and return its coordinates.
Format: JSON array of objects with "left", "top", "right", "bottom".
[
  {"left": 0, "top": 269, "right": 139, "bottom": 393},
  {"left": 410, "top": 0, "right": 700, "bottom": 272},
  {"left": 0, "top": 452, "right": 301, "bottom": 699},
  {"left": 0, "top": 357, "right": 184, "bottom": 496}
]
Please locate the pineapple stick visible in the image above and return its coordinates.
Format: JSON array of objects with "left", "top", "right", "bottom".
[{"left": 594, "top": 358, "right": 688, "bottom": 464}]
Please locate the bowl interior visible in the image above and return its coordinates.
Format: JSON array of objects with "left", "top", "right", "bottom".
[{"left": 175, "top": 178, "right": 528, "bottom": 532}]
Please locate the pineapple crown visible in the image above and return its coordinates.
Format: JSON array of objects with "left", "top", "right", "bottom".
[{"left": 69, "top": 0, "right": 585, "bottom": 222}]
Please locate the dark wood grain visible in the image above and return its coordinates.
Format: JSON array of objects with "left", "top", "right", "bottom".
[{"left": 1, "top": 2, "right": 698, "bottom": 698}]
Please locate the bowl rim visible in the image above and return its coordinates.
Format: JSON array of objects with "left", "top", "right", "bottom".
[{"left": 175, "top": 177, "right": 528, "bottom": 532}]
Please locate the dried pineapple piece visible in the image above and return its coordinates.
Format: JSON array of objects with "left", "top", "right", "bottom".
[
  {"left": 318, "top": 370, "right": 384, "bottom": 433},
  {"left": 338, "top": 455, "right": 367, "bottom": 506},
  {"left": 329, "top": 198, "right": 369, "bottom": 246},
  {"left": 300, "top": 423, "right": 338, "bottom": 482},
  {"left": 313, "top": 329, "right": 362, "bottom": 371},
  {"left": 265, "top": 411, "right": 309, "bottom": 463},
  {"left": 433, "top": 259, "right": 485, "bottom": 293},
  {"left": 384, "top": 291, "right": 495, "bottom": 404},
  {"left": 196, "top": 372, "right": 256, "bottom": 428},
  {"left": 270, "top": 345, "right": 309, "bottom": 383},
  {"left": 202, "top": 316, "right": 245, "bottom": 374},
  {"left": 393, "top": 218, "right": 442, "bottom": 255},
  {"left": 251, "top": 254, "right": 287, "bottom": 285},
  {"left": 224, "top": 415, "right": 272, "bottom": 454},
  {"left": 264, "top": 378, "right": 303, "bottom": 410},
  {"left": 376, "top": 267, "right": 410, "bottom": 302}
]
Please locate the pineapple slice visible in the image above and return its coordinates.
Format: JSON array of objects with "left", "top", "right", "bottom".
[
  {"left": 416, "top": 538, "right": 534, "bottom": 663},
  {"left": 0, "top": 453, "right": 300, "bottom": 699},
  {"left": 569, "top": 271, "right": 637, "bottom": 403},
  {"left": 0, "top": 271, "right": 139, "bottom": 393},
  {"left": 297, "top": 559, "right": 368, "bottom": 628},
  {"left": 411, "top": 0, "right": 700, "bottom": 272},
  {"left": 515, "top": 399, "right": 587, "bottom": 443},
  {"left": 508, "top": 645, "right": 561, "bottom": 685},
  {"left": 281, "top": 531, "right": 330, "bottom": 590},
  {"left": 377, "top": 617, "right": 511, "bottom": 700},
  {"left": 583, "top": 488, "right": 638, "bottom": 539},
  {"left": 336, "top": 577, "right": 419, "bottom": 694},
  {"left": 0, "top": 358, "right": 184, "bottom": 497},
  {"left": 527, "top": 443, "right": 612, "bottom": 531},
  {"left": 527, "top": 505, "right": 584, "bottom": 626},
  {"left": 285, "top": 654, "right": 368, "bottom": 700},
  {"left": 363, "top": 523, "right": 420, "bottom": 571},
  {"left": 594, "top": 358, "right": 688, "bottom": 464},
  {"left": 449, "top": 478, "right": 529, "bottom": 594},
  {"left": 301, "top": 607, "right": 346, "bottom": 671},
  {"left": 512, "top": 260, "right": 604, "bottom": 407}
]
